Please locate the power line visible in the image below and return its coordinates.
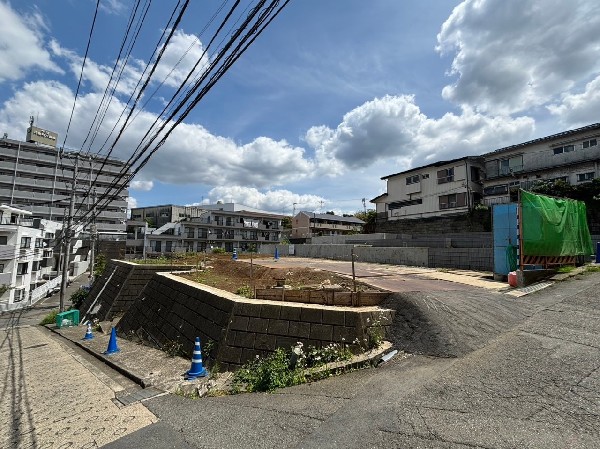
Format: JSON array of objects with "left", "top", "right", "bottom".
[
  {"left": 75, "top": 0, "right": 293, "bottom": 231},
  {"left": 60, "top": 0, "right": 101, "bottom": 150}
]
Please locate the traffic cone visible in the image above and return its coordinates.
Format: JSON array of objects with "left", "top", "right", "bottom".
[
  {"left": 104, "top": 327, "right": 120, "bottom": 355},
  {"left": 185, "top": 337, "right": 207, "bottom": 380},
  {"left": 274, "top": 247, "right": 279, "bottom": 260},
  {"left": 82, "top": 322, "right": 94, "bottom": 340},
  {"left": 232, "top": 249, "right": 238, "bottom": 261}
]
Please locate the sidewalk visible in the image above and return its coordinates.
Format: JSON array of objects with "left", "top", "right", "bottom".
[{"left": 0, "top": 325, "right": 157, "bottom": 449}]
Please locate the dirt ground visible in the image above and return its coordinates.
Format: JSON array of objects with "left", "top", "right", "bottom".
[{"left": 177, "top": 254, "right": 373, "bottom": 294}]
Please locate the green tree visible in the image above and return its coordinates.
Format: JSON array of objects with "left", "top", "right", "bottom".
[
  {"left": 354, "top": 209, "right": 377, "bottom": 234},
  {"left": 281, "top": 216, "right": 292, "bottom": 229}
]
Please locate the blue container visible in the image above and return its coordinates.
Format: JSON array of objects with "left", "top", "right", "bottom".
[{"left": 596, "top": 242, "right": 600, "bottom": 263}]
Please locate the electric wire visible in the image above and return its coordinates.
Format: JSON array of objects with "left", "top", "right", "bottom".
[{"left": 60, "top": 0, "right": 101, "bottom": 151}]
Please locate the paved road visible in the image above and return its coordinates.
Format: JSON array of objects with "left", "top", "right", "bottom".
[{"left": 105, "top": 271, "right": 600, "bottom": 449}]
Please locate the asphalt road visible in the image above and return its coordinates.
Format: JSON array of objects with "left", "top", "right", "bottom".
[{"left": 105, "top": 271, "right": 600, "bottom": 449}]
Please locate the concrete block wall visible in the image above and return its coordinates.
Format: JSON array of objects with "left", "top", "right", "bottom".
[
  {"left": 293, "top": 244, "right": 429, "bottom": 266},
  {"left": 376, "top": 210, "right": 491, "bottom": 234},
  {"left": 428, "top": 248, "right": 493, "bottom": 271},
  {"left": 117, "top": 273, "right": 394, "bottom": 370},
  {"left": 80, "top": 260, "right": 192, "bottom": 322}
]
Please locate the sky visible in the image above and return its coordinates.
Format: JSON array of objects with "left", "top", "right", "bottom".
[{"left": 0, "top": 0, "right": 599, "bottom": 216}]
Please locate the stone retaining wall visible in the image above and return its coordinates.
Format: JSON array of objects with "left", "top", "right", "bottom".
[
  {"left": 255, "top": 289, "right": 389, "bottom": 306},
  {"left": 117, "top": 273, "right": 394, "bottom": 370},
  {"left": 80, "top": 260, "right": 192, "bottom": 322}
]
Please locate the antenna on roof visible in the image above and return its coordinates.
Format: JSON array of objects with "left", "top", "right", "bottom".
[{"left": 29, "top": 115, "right": 34, "bottom": 127}]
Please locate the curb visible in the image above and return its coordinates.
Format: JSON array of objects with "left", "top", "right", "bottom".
[{"left": 45, "top": 324, "right": 150, "bottom": 388}]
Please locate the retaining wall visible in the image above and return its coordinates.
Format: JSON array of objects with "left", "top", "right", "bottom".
[
  {"left": 293, "top": 244, "right": 429, "bottom": 266},
  {"left": 255, "top": 289, "right": 389, "bottom": 306},
  {"left": 117, "top": 273, "right": 394, "bottom": 369},
  {"left": 80, "top": 260, "right": 192, "bottom": 322}
]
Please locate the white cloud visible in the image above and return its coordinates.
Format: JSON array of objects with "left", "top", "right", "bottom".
[
  {"left": 152, "top": 30, "right": 211, "bottom": 89},
  {"left": 201, "top": 187, "right": 327, "bottom": 215},
  {"left": 99, "top": 0, "right": 128, "bottom": 15},
  {"left": 306, "top": 95, "right": 535, "bottom": 171},
  {"left": 130, "top": 180, "right": 154, "bottom": 191},
  {"left": 437, "top": 0, "right": 600, "bottom": 114},
  {"left": 0, "top": 2, "right": 61, "bottom": 83},
  {"left": 547, "top": 75, "right": 600, "bottom": 128},
  {"left": 127, "top": 196, "right": 138, "bottom": 209},
  {"left": 0, "top": 80, "right": 316, "bottom": 187}
]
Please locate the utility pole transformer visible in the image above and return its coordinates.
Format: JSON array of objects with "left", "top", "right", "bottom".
[{"left": 59, "top": 154, "right": 79, "bottom": 312}]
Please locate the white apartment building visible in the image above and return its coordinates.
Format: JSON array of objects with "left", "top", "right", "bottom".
[
  {"left": 0, "top": 205, "right": 63, "bottom": 311},
  {"left": 126, "top": 203, "right": 285, "bottom": 258},
  {"left": 372, "top": 156, "right": 485, "bottom": 220},
  {"left": 290, "top": 212, "right": 364, "bottom": 240},
  {"left": 483, "top": 123, "right": 600, "bottom": 205}
]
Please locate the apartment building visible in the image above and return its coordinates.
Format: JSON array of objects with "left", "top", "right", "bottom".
[
  {"left": 0, "top": 205, "right": 63, "bottom": 311},
  {"left": 483, "top": 123, "right": 600, "bottom": 205},
  {"left": 372, "top": 157, "right": 485, "bottom": 221},
  {"left": 126, "top": 203, "right": 285, "bottom": 258},
  {"left": 0, "top": 122, "right": 130, "bottom": 234},
  {"left": 291, "top": 212, "right": 364, "bottom": 240}
]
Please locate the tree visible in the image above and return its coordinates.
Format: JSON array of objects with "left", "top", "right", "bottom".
[
  {"left": 354, "top": 209, "right": 377, "bottom": 233},
  {"left": 281, "top": 216, "right": 292, "bottom": 229}
]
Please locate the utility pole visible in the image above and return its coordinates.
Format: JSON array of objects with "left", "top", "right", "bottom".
[
  {"left": 59, "top": 154, "right": 79, "bottom": 312},
  {"left": 88, "top": 188, "right": 97, "bottom": 284},
  {"left": 362, "top": 198, "right": 366, "bottom": 215}
]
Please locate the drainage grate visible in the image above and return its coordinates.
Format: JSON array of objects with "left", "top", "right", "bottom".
[
  {"left": 114, "top": 387, "right": 164, "bottom": 406},
  {"left": 505, "top": 281, "right": 553, "bottom": 297}
]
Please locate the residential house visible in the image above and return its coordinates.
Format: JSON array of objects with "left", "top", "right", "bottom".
[{"left": 372, "top": 156, "right": 485, "bottom": 221}]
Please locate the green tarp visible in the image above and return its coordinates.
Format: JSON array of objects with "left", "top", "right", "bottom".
[{"left": 521, "top": 190, "right": 593, "bottom": 256}]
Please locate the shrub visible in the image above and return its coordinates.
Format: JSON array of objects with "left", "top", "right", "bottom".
[
  {"left": 70, "top": 287, "right": 89, "bottom": 310},
  {"left": 212, "top": 247, "right": 226, "bottom": 254},
  {"left": 40, "top": 309, "right": 59, "bottom": 325}
]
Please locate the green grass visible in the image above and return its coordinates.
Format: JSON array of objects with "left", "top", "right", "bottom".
[
  {"left": 585, "top": 265, "right": 600, "bottom": 273},
  {"left": 556, "top": 265, "right": 576, "bottom": 273},
  {"left": 39, "top": 309, "right": 58, "bottom": 325}
]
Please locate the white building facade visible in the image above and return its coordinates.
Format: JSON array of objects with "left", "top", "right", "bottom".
[
  {"left": 0, "top": 205, "right": 63, "bottom": 311},
  {"left": 373, "top": 157, "right": 485, "bottom": 221},
  {"left": 483, "top": 123, "right": 600, "bottom": 205}
]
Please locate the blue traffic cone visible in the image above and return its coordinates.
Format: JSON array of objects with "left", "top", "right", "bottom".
[
  {"left": 232, "top": 249, "right": 238, "bottom": 261},
  {"left": 185, "top": 337, "right": 207, "bottom": 380},
  {"left": 104, "top": 327, "right": 120, "bottom": 355},
  {"left": 274, "top": 247, "right": 279, "bottom": 260},
  {"left": 83, "top": 322, "right": 94, "bottom": 340}
]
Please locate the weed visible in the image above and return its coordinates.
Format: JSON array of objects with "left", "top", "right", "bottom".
[
  {"left": 232, "top": 342, "right": 353, "bottom": 393},
  {"left": 163, "top": 339, "right": 185, "bottom": 358},
  {"left": 557, "top": 265, "right": 575, "bottom": 273},
  {"left": 585, "top": 265, "right": 600, "bottom": 273},
  {"left": 212, "top": 247, "right": 226, "bottom": 254},
  {"left": 235, "top": 284, "right": 254, "bottom": 298},
  {"left": 39, "top": 309, "right": 59, "bottom": 325}
]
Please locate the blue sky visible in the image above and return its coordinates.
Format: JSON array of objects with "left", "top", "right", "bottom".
[{"left": 1, "top": 0, "right": 599, "bottom": 215}]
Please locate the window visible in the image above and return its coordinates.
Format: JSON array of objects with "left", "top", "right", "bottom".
[
  {"left": 20, "top": 237, "right": 31, "bottom": 249},
  {"left": 577, "top": 172, "right": 595, "bottom": 182},
  {"left": 153, "top": 241, "right": 161, "bottom": 252},
  {"left": 17, "top": 262, "right": 28, "bottom": 275},
  {"left": 421, "top": 174, "right": 430, "bottom": 179},
  {"left": 31, "top": 261, "right": 40, "bottom": 272},
  {"left": 0, "top": 236, "right": 7, "bottom": 245},
  {"left": 0, "top": 264, "right": 4, "bottom": 273},
  {"left": 437, "top": 167, "right": 454, "bottom": 184},
  {"left": 226, "top": 217, "right": 233, "bottom": 226},
  {"left": 405, "top": 174, "right": 420, "bottom": 185},
  {"left": 553, "top": 144, "right": 575, "bottom": 155},
  {"left": 499, "top": 155, "right": 523, "bottom": 175},
  {"left": 439, "top": 193, "right": 467, "bottom": 210},
  {"left": 582, "top": 139, "right": 597, "bottom": 149},
  {"left": 165, "top": 241, "right": 173, "bottom": 252},
  {"left": 14, "top": 289, "right": 25, "bottom": 302},
  {"left": 35, "top": 238, "right": 43, "bottom": 248}
]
